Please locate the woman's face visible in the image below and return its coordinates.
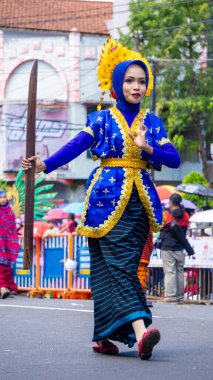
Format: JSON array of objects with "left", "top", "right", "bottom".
[
  {"left": 123, "top": 64, "right": 146, "bottom": 104},
  {"left": 0, "top": 193, "right": 8, "bottom": 206}
]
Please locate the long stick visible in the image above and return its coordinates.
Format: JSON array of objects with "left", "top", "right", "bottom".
[{"left": 23, "top": 60, "right": 38, "bottom": 269}]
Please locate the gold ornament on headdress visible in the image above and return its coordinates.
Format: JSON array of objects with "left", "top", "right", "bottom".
[{"left": 97, "top": 38, "right": 153, "bottom": 97}]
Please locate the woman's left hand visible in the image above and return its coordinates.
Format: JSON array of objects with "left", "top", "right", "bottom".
[{"left": 129, "top": 122, "right": 153, "bottom": 155}]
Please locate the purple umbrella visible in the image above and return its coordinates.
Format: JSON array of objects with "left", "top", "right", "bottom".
[{"left": 162, "top": 198, "right": 198, "bottom": 210}]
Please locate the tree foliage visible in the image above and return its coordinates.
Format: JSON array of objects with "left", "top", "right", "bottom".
[
  {"left": 182, "top": 171, "right": 213, "bottom": 208},
  {"left": 0, "top": 178, "right": 7, "bottom": 190},
  {"left": 120, "top": 0, "right": 213, "bottom": 180}
]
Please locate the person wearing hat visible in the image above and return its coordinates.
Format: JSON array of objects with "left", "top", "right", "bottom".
[{"left": 160, "top": 193, "right": 194, "bottom": 303}]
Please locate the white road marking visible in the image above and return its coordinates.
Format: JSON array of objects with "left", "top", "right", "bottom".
[
  {"left": 0, "top": 304, "right": 93, "bottom": 313},
  {"left": 0, "top": 303, "right": 163, "bottom": 319}
]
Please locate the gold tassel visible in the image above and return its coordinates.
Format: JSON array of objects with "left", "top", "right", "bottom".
[
  {"left": 138, "top": 263, "right": 149, "bottom": 292},
  {"left": 97, "top": 92, "right": 105, "bottom": 111}
]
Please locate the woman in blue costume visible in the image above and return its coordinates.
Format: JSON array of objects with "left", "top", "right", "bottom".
[{"left": 22, "top": 39, "right": 181, "bottom": 360}]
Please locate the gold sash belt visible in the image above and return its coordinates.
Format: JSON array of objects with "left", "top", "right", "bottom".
[{"left": 100, "top": 158, "right": 147, "bottom": 170}]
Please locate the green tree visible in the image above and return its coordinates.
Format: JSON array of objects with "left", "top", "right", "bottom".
[
  {"left": 120, "top": 0, "right": 213, "bottom": 181},
  {"left": 182, "top": 171, "right": 213, "bottom": 208}
]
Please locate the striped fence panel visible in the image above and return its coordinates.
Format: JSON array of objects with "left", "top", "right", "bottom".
[
  {"left": 13, "top": 236, "right": 35, "bottom": 289},
  {"left": 14, "top": 234, "right": 213, "bottom": 302},
  {"left": 40, "top": 235, "right": 69, "bottom": 290},
  {"left": 146, "top": 267, "right": 213, "bottom": 302},
  {"left": 72, "top": 234, "right": 90, "bottom": 291}
]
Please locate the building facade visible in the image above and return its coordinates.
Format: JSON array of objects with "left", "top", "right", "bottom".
[
  {"left": 0, "top": 0, "right": 211, "bottom": 204},
  {"left": 0, "top": 1, "right": 113, "bottom": 201},
  {"left": 110, "top": 0, "right": 212, "bottom": 184}
]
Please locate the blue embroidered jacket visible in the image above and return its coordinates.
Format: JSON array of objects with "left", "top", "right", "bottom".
[{"left": 44, "top": 106, "right": 181, "bottom": 238}]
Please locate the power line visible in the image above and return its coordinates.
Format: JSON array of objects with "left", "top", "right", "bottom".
[
  {"left": 0, "top": 0, "right": 207, "bottom": 24},
  {"left": 124, "top": 19, "right": 213, "bottom": 36},
  {"left": 1, "top": 61, "right": 98, "bottom": 96},
  {"left": 0, "top": 17, "right": 212, "bottom": 96},
  {"left": 148, "top": 57, "right": 213, "bottom": 62},
  {"left": 0, "top": 1, "right": 125, "bottom": 23},
  {"left": 0, "top": 0, "right": 210, "bottom": 33},
  {"left": 130, "top": 0, "right": 210, "bottom": 10},
  {"left": 0, "top": 118, "right": 191, "bottom": 133},
  {"left": 1, "top": 66, "right": 97, "bottom": 75},
  {"left": 4, "top": 49, "right": 213, "bottom": 100},
  {"left": 3, "top": 52, "right": 213, "bottom": 77},
  {"left": 0, "top": 2, "right": 211, "bottom": 45},
  {"left": 3, "top": 54, "right": 212, "bottom": 100}
]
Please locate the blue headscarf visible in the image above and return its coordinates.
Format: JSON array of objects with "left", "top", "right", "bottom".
[{"left": 112, "top": 60, "right": 149, "bottom": 114}]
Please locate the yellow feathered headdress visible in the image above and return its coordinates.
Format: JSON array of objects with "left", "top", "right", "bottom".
[{"left": 97, "top": 38, "right": 153, "bottom": 97}]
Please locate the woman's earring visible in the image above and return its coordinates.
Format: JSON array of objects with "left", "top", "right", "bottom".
[{"left": 97, "top": 92, "right": 106, "bottom": 111}]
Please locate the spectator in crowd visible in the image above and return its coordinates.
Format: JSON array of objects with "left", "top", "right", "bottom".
[
  {"left": 160, "top": 193, "right": 195, "bottom": 303},
  {"left": 43, "top": 220, "right": 59, "bottom": 238},
  {"left": 60, "top": 213, "right": 77, "bottom": 234},
  {"left": 184, "top": 269, "right": 197, "bottom": 299},
  {"left": 0, "top": 189, "right": 19, "bottom": 298}
]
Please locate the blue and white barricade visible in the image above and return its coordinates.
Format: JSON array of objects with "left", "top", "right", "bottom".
[
  {"left": 15, "top": 233, "right": 213, "bottom": 301},
  {"left": 72, "top": 235, "right": 90, "bottom": 290},
  {"left": 13, "top": 237, "right": 35, "bottom": 289},
  {"left": 40, "top": 235, "right": 69, "bottom": 290}
]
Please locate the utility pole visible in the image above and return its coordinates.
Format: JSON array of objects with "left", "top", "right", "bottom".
[
  {"left": 150, "top": 58, "right": 158, "bottom": 115},
  {"left": 207, "top": 0, "right": 213, "bottom": 69},
  {"left": 150, "top": 58, "right": 158, "bottom": 181}
]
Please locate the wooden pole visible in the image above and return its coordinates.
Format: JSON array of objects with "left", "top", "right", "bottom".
[{"left": 23, "top": 60, "right": 38, "bottom": 269}]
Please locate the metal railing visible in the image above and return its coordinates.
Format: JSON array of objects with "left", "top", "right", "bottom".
[{"left": 14, "top": 234, "right": 213, "bottom": 302}]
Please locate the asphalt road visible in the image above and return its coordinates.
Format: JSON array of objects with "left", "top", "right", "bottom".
[{"left": 0, "top": 296, "right": 213, "bottom": 380}]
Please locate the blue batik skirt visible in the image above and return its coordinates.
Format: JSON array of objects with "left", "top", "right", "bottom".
[{"left": 88, "top": 185, "right": 152, "bottom": 348}]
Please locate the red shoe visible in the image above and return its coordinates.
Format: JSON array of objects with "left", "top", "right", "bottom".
[
  {"left": 138, "top": 328, "right": 160, "bottom": 360},
  {"left": 92, "top": 340, "right": 119, "bottom": 355}
]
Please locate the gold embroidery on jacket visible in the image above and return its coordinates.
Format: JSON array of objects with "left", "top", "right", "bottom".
[
  {"left": 77, "top": 107, "right": 162, "bottom": 237},
  {"left": 83, "top": 126, "right": 94, "bottom": 137},
  {"left": 77, "top": 168, "right": 134, "bottom": 238},
  {"left": 157, "top": 137, "right": 170, "bottom": 146},
  {"left": 110, "top": 106, "right": 146, "bottom": 159},
  {"left": 134, "top": 171, "right": 163, "bottom": 232}
]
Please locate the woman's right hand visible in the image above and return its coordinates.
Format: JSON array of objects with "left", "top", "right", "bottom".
[{"left": 22, "top": 156, "right": 46, "bottom": 173}]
